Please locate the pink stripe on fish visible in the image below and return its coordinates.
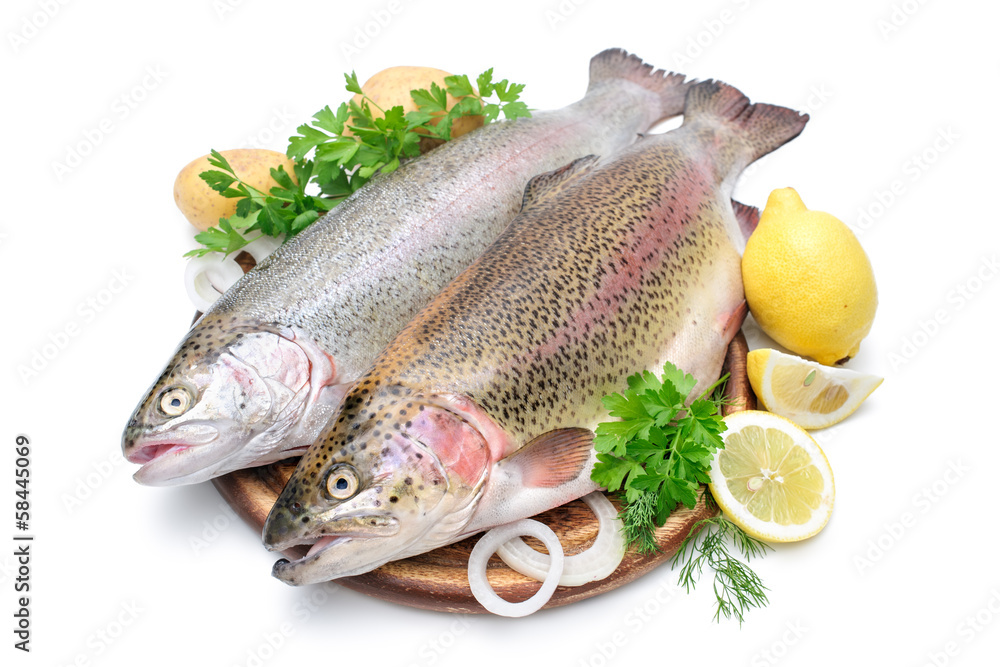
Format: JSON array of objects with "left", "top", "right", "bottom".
[{"left": 521, "top": 161, "right": 711, "bottom": 364}]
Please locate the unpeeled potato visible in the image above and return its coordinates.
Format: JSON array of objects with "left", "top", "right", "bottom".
[
  {"left": 346, "top": 66, "right": 484, "bottom": 152},
  {"left": 174, "top": 149, "right": 297, "bottom": 231}
]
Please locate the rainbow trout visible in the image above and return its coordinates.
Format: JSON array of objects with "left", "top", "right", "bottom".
[
  {"left": 121, "top": 50, "right": 692, "bottom": 486},
  {"left": 263, "top": 80, "right": 808, "bottom": 585}
]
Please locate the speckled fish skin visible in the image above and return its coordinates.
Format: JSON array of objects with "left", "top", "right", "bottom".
[
  {"left": 263, "top": 80, "right": 809, "bottom": 585},
  {"left": 121, "top": 49, "right": 693, "bottom": 486}
]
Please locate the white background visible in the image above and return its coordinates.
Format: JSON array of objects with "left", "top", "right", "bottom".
[{"left": 2, "top": 0, "right": 997, "bottom": 665}]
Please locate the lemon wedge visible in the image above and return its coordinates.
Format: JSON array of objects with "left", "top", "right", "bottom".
[
  {"left": 747, "top": 348, "right": 883, "bottom": 430},
  {"left": 708, "top": 411, "right": 834, "bottom": 542}
]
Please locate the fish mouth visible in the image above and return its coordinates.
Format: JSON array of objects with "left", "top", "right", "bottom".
[
  {"left": 271, "top": 536, "right": 354, "bottom": 585},
  {"left": 265, "top": 512, "right": 400, "bottom": 552},
  {"left": 127, "top": 442, "right": 191, "bottom": 465},
  {"left": 127, "top": 425, "right": 235, "bottom": 486},
  {"left": 267, "top": 514, "right": 403, "bottom": 585}
]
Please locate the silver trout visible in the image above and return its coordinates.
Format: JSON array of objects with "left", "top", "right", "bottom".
[
  {"left": 121, "top": 49, "right": 692, "bottom": 486},
  {"left": 262, "top": 80, "right": 808, "bottom": 585}
]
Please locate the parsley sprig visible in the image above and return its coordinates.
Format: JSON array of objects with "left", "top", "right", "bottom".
[
  {"left": 591, "top": 362, "right": 772, "bottom": 622},
  {"left": 185, "top": 151, "right": 333, "bottom": 257},
  {"left": 287, "top": 69, "right": 530, "bottom": 197},
  {"left": 591, "top": 362, "right": 729, "bottom": 539},
  {"left": 188, "top": 68, "right": 531, "bottom": 257}
]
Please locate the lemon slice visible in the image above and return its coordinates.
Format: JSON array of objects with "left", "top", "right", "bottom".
[
  {"left": 747, "top": 348, "right": 882, "bottom": 430},
  {"left": 708, "top": 411, "right": 834, "bottom": 542}
]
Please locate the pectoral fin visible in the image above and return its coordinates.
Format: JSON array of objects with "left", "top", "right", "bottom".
[
  {"left": 504, "top": 428, "right": 595, "bottom": 488},
  {"left": 459, "top": 428, "right": 600, "bottom": 536}
]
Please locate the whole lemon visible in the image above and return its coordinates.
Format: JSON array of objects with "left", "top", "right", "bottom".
[{"left": 742, "top": 188, "right": 877, "bottom": 365}]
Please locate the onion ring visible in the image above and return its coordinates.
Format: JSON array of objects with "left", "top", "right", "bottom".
[
  {"left": 184, "top": 252, "right": 245, "bottom": 313},
  {"left": 183, "top": 236, "right": 281, "bottom": 312},
  {"left": 497, "top": 492, "right": 625, "bottom": 586},
  {"left": 468, "top": 519, "right": 564, "bottom": 617}
]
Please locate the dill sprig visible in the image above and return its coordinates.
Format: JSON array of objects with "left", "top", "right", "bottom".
[
  {"left": 619, "top": 492, "right": 660, "bottom": 554},
  {"left": 672, "top": 513, "right": 772, "bottom": 624}
]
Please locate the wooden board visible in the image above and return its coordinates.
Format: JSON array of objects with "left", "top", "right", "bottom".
[{"left": 212, "top": 331, "right": 755, "bottom": 613}]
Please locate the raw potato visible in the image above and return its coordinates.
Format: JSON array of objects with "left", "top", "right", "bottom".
[
  {"left": 346, "top": 66, "right": 485, "bottom": 152},
  {"left": 173, "top": 149, "right": 297, "bottom": 231}
]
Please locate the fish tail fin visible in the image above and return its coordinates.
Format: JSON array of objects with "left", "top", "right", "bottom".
[
  {"left": 682, "top": 80, "right": 809, "bottom": 165},
  {"left": 588, "top": 48, "right": 692, "bottom": 125}
]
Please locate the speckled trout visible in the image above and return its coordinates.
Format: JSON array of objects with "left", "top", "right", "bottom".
[
  {"left": 263, "top": 80, "right": 808, "bottom": 585},
  {"left": 121, "top": 50, "right": 693, "bottom": 486}
]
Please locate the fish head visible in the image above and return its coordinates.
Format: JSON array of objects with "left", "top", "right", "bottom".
[
  {"left": 123, "top": 315, "right": 340, "bottom": 486},
  {"left": 263, "top": 388, "right": 493, "bottom": 585}
]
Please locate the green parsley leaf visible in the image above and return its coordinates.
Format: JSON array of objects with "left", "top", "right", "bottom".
[
  {"left": 590, "top": 361, "right": 729, "bottom": 549},
  {"left": 344, "top": 71, "right": 364, "bottom": 96},
  {"left": 189, "top": 68, "right": 531, "bottom": 256},
  {"left": 591, "top": 362, "right": 772, "bottom": 622}
]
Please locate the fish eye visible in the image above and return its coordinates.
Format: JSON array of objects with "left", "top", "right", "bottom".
[
  {"left": 158, "top": 387, "right": 193, "bottom": 417},
  {"left": 325, "top": 464, "right": 360, "bottom": 501}
]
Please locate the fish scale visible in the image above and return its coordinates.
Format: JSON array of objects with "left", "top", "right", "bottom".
[
  {"left": 263, "top": 79, "right": 809, "bottom": 585},
  {"left": 122, "top": 49, "right": 693, "bottom": 486}
]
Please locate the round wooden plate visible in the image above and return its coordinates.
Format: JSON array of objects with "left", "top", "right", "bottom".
[{"left": 212, "top": 327, "right": 755, "bottom": 613}]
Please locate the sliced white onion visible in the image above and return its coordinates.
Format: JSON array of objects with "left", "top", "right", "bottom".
[
  {"left": 183, "top": 236, "right": 281, "bottom": 312},
  {"left": 184, "top": 252, "right": 245, "bottom": 312},
  {"left": 468, "top": 519, "right": 563, "bottom": 617},
  {"left": 497, "top": 492, "right": 625, "bottom": 587}
]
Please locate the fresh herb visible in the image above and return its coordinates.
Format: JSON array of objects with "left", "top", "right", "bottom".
[
  {"left": 185, "top": 151, "right": 333, "bottom": 257},
  {"left": 189, "top": 68, "right": 531, "bottom": 257},
  {"left": 590, "top": 362, "right": 771, "bottom": 622},
  {"left": 590, "top": 361, "right": 729, "bottom": 549},
  {"left": 288, "top": 68, "right": 531, "bottom": 196},
  {"left": 672, "top": 514, "right": 771, "bottom": 623},
  {"left": 618, "top": 491, "right": 660, "bottom": 554}
]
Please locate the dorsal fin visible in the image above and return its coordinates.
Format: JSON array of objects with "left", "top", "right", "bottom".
[
  {"left": 731, "top": 199, "right": 761, "bottom": 240},
  {"left": 520, "top": 155, "right": 600, "bottom": 211}
]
